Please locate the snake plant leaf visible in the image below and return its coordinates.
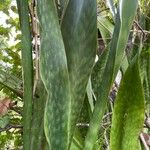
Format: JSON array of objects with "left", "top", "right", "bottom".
[
  {"left": 61, "top": 0, "right": 97, "bottom": 145},
  {"left": 37, "top": 0, "right": 71, "bottom": 149},
  {"left": 147, "top": 54, "right": 150, "bottom": 103},
  {"left": 110, "top": 55, "right": 145, "bottom": 150},
  {"left": 120, "top": 55, "right": 129, "bottom": 75},
  {"left": 91, "top": 48, "right": 109, "bottom": 99},
  {"left": 70, "top": 129, "right": 84, "bottom": 150},
  {"left": 106, "top": 0, "right": 116, "bottom": 19},
  {"left": 141, "top": 48, "right": 150, "bottom": 115},
  {"left": 84, "top": 0, "right": 139, "bottom": 149},
  {"left": 16, "top": 0, "right": 33, "bottom": 149},
  {"left": 30, "top": 80, "right": 47, "bottom": 150}
]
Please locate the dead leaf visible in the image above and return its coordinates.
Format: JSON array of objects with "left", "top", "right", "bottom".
[
  {"left": 142, "top": 132, "right": 150, "bottom": 146},
  {"left": 0, "top": 97, "right": 11, "bottom": 116}
]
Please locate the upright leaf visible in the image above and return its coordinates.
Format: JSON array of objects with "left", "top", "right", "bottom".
[
  {"left": 110, "top": 56, "right": 145, "bottom": 150},
  {"left": 147, "top": 54, "right": 150, "bottom": 103},
  {"left": 37, "top": 0, "right": 71, "bottom": 149},
  {"left": 30, "top": 80, "right": 47, "bottom": 150},
  {"left": 84, "top": 0, "right": 139, "bottom": 149},
  {"left": 91, "top": 48, "right": 109, "bottom": 99},
  {"left": 106, "top": 0, "right": 116, "bottom": 19},
  {"left": 61, "top": 0, "right": 97, "bottom": 145},
  {"left": 16, "top": 0, "right": 33, "bottom": 149}
]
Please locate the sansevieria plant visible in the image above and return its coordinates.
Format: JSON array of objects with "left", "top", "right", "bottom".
[{"left": 9, "top": 0, "right": 149, "bottom": 149}]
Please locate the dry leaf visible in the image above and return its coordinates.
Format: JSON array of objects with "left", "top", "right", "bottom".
[
  {"left": 142, "top": 132, "right": 150, "bottom": 146},
  {"left": 0, "top": 97, "right": 11, "bottom": 116}
]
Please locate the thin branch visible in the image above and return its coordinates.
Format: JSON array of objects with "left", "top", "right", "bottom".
[
  {"left": 130, "top": 29, "right": 150, "bottom": 34},
  {"left": 0, "top": 124, "right": 23, "bottom": 132},
  {"left": 76, "top": 123, "right": 89, "bottom": 127},
  {"left": 145, "top": 117, "right": 150, "bottom": 128},
  {"left": 104, "top": 130, "right": 109, "bottom": 149},
  {"left": 10, "top": 106, "right": 22, "bottom": 116},
  {"left": 29, "top": 0, "right": 40, "bottom": 96},
  {"left": 102, "top": 112, "right": 112, "bottom": 120},
  {"left": 134, "top": 21, "right": 145, "bottom": 34},
  {"left": 140, "top": 133, "right": 149, "bottom": 150}
]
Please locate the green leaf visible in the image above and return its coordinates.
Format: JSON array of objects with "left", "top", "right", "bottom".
[
  {"left": 106, "top": 0, "right": 116, "bottom": 18},
  {"left": 0, "top": 69, "right": 22, "bottom": 97},
  {"left": 146, "top": 50, "right": 150, "bottom": 103},
  {"left": 84, "top": 0, "right": 139, "bottom": 149},
  {"left": 61, "top": 0, "right": 97, "bottom": 145},
  {"left": 110, "top": 56, "right": 145, "bottom": 150},
  {"left": 16, "top": 0, "right": 33, "bottom": 149},
  {"left": 120, "top": 55, "right": 129, "bottom": 75},
  {"left": 0, "top": 116, "right": 10, "bottom": 128},
  {"left": 0, "top": 26, "right": 10, "bottom": 37},
  {"left": 91, "top": 48, "right": 109, "bottom": 99},
  {"left": 37, "top": 0, "right": 71, "bottom": 149},
  {"left": 0, "top": 0, "right": 11, "bottom": 11},
  {"left": 10, "top": 5, "right": 17, "bottom": 14},
  {"left": 30, "top": 80, "right": 47, "bottom": 150},
  {"left": 70, "top": 129, "right": 84, "bottom": 150},
  {"left": 97, "top": 16, "right": 114, "bottom": 44}
]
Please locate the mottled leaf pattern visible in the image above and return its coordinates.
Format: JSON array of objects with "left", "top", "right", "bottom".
[
  {"left": 30, "top": 80, "right": 47, "bottom": 150},
  {"left": 110, "top": 56, "right": 145, "bottom": 150},
  {"left": 37, "top": 0, "right": 71, "bottom": 149},
  {"left": 61, "top": 0, "right": 97, "bottom": 145},
  {"left": 4, "top": 0, "right": 149, "bottom": 150},
  {"left": 16, "top": 0, "right": 33, "bottom": 149},
  {"left": 84, "top": 0, "right": 139, "bottom": 149}
]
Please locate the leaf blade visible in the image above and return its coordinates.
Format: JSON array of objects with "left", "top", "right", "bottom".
[
  {"left": 37, "top": 0, "right": 71, "bottom": 149},
  {"left": 61, "top": 0, "right": 97, "bottom": 145},
  {"left": 16, "top": 0, "right": 33, "bottom": 149},
  {"left": 110, "top": 56, "right": 145, "bottom": 150},
  {"left": 84, "top": 0, "right": 139, "bottom": 149}
]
